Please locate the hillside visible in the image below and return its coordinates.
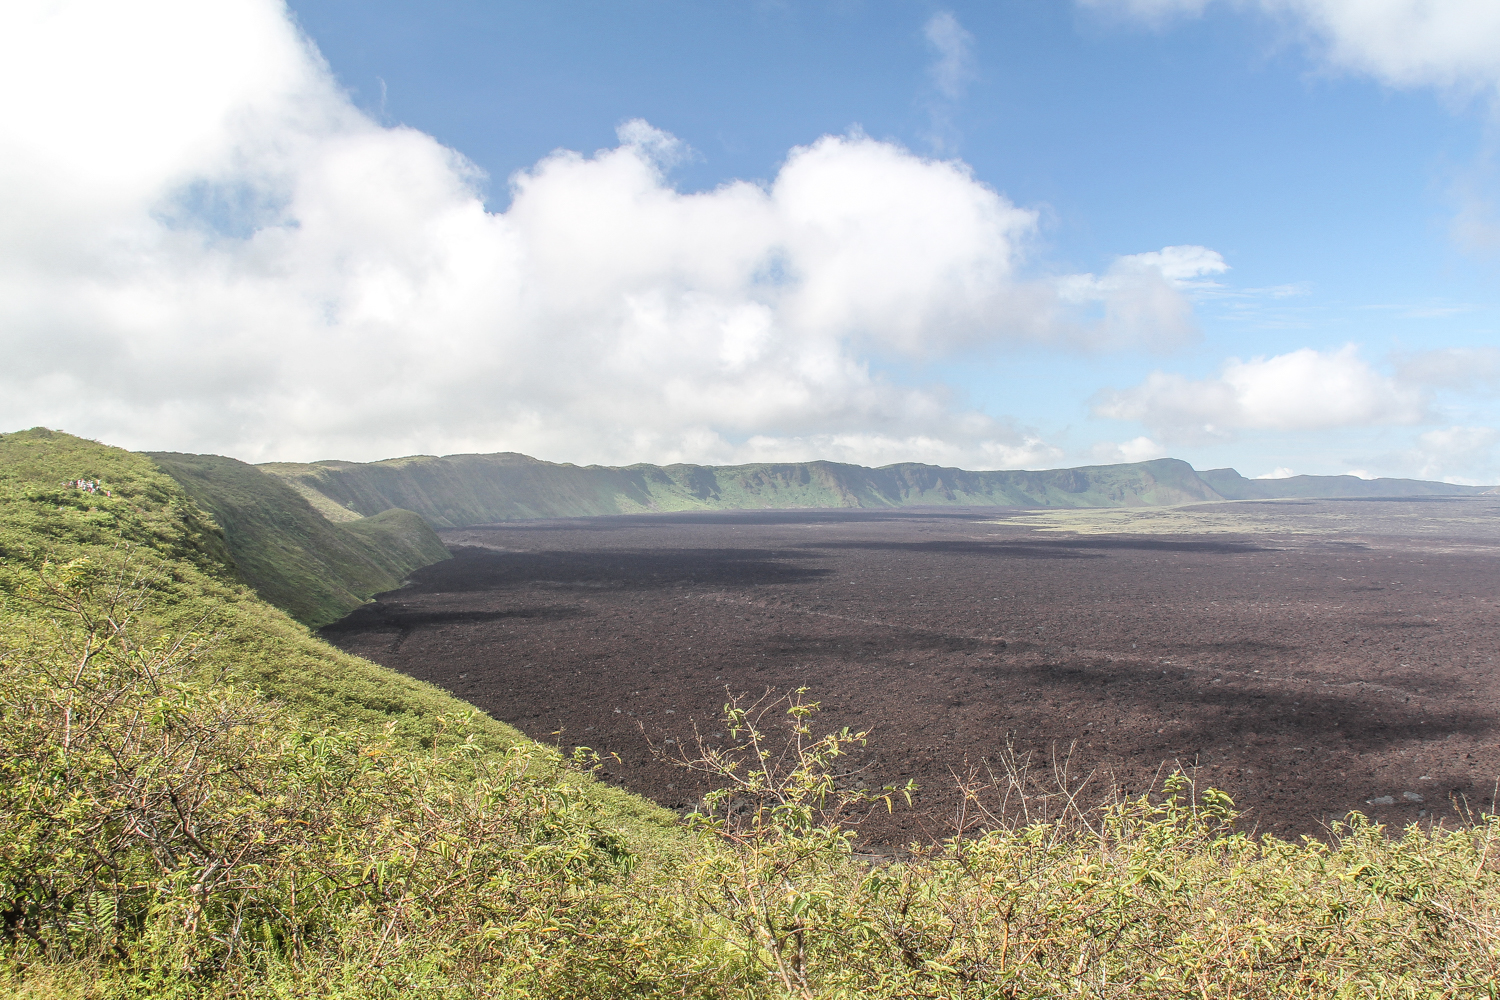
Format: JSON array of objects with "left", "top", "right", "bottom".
[
  {"left": 0, "top": 429, "right": 701, "bottom": 997},
  {"left": 261, "top": 451, "right": 1492, "bottom": 528},
  {"left": 0, "top": 429, "right": 670, "bottom": 826},
  {"left": 260, "top": 454, "right": 1227, "bottom": 527},
  {"left": 1199, "top": 467, "right": 1485, "bottom": 500},
  {"left": 149, "top": 451, "right": 451, "bottom": 627}
]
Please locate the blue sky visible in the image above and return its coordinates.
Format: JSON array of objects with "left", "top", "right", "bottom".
[{"left": 4, "top": 1, "right": 1500, "bottom": 480}]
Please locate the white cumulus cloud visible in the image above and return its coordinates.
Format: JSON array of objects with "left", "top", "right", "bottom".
[
  {"left": 1088, "top": 436, "right": 1169, "bottom": 464},
  {"left": 1410, "top": 425, "right": 1500, "bottom": 483},
  {"left": 1394, "top": 346, "right": 1500, "bottom": 393},
  {"left": 0, "top": 0, "right": 1216, "bottom": 468},
  {"left": 1275, "top": 0, "right": 1500, "bottom": 94},
  {"left": 1059, "top": 245, "right": 1228, "bottom": 351},
  {"left": 1343, "top": 424, "right": 1500, "bottom": 484},
  {"left": 1093, "top": 345, "right": 1426, "bottom": 442},
  {"left": 1080, "top": 0, "right": 1500, "bottom": 94}
]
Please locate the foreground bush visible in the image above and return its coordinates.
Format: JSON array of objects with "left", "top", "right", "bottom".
[
  {"left": 4, "top": 557, "right": 1500, "bottom": 998},
  {"left": 673, "top": 693, "right": 1500, "bottom": 999},
  {"left": 0, "top": 557, "right": 733, "bottom": 998}
]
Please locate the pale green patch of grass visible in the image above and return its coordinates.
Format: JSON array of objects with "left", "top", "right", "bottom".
[
  {"left": 994, "top": 499, "right": 1335, "bottom": 535},
  {"left": 280, "top": 476, "right": 365, "bottom": 522},
  {"left": 148, "top": 451, "right": 450, "bottom": 626},
  {"left": 999, "top": 495, "right": 1500, "bottom": 548}
]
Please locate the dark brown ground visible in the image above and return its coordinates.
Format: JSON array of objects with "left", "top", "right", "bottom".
[{"left": 320, "top": 498, "right": 1500, "bottom": 845}]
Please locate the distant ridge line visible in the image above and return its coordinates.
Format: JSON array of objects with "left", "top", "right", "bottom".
[{"left": 254, "top": 453, "right": 1489, "bottom": 529}]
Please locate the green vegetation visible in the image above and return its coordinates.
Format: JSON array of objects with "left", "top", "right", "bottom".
[
  {"left": 5, "top": 429, "right": 1500, "bottom": 997},
  {"left": 1199, "top": 466, "right": 1482, "bottom": 500},
  {"left": 148, "top": 452, "right": 450, "bottom": 627},
  {"left": 0, "top": 428, "right": 672, "bottom": 825},
  {"left": 1007, "top": 493, "right": 1500, "bottom": 538},
  {"left": 260, "top": 454, "right": 1228, "bottom": 527},
  {"left": 261, "top": 452, "right": 1491, "bottom": 528}
]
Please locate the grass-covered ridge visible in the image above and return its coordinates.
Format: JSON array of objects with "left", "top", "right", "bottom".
[
  {"left": 261, "top": 454, "right": 1229, "bottom": 527},
  {"left": 0, "top": 428, "right": 674, "bottom": 822},
  {"left": 261, "top": 451, "right": 1491, "bottom": 528},
  {"left": 5, "top": 429, "right": 1500, "bottom": 997},
  {"left": 149, "top": 451, "right": 450, "bottom": 627},
  {"left": 1199, "top": 466, "right": 1484, "bottom": 500}
]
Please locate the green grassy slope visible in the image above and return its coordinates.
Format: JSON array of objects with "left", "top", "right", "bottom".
[
  {"left": 8, "top": 428, "right": 1500, "bottom": 998},
  {"left": 1199, "top": 467, "right": 1487, "bottom": 500},
  {"left": 0, "top": 428, "right": 238, "bottom": 579},
  {"left": 0, "top": 429, "right": 675, "bottom": 836},
  {"left": 0, "top": 431, "right": 699, "bottom": 998},
  {"left": 262, "top": 453, "right": 1226, "bottom": 527},
  {"left": 149, "top": 451, "right": 451, "bottom": 627},
  {"left": 846, "top": 457, "right": 1223, "bottom": 508}
]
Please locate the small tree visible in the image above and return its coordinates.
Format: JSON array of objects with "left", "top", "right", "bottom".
[{"left": 667, "top": 688, "right": 914, "bottom": 997}]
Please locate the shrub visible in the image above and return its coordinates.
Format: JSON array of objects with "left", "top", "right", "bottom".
[
  {"left": 671, "top": 689, "right": 914, "bottom": 996},
  {"left": 0, "top": 555, "right": 731, "bottom": 998},
  {"left": 673, "top": 695, "right": 1500, "bottom": 999}
]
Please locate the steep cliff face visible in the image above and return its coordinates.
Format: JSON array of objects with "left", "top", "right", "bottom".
[
  {"left": 255, "top": 453, "right": 1226, "bottom": 527},
  {"left": 253, "top": 450, "right": 1494, "bottom": 531},
  {"left": 150, "top": 451, "right": 451, "bottom": 626}
]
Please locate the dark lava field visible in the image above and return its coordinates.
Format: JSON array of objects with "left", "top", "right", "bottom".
[{"left": 321, "top": 497, "right": 1500, "bottom": 845}]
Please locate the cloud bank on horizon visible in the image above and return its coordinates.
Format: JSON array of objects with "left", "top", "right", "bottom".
[
  {"left": 0, "top": 0, "right": 1496, "bottom": 482},
  {"left": 0, "top": 0, "right": 1220, "bottom": 469},
  {"left": 1093, "top": 345, "right": 1426, "bottom": 442}
]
